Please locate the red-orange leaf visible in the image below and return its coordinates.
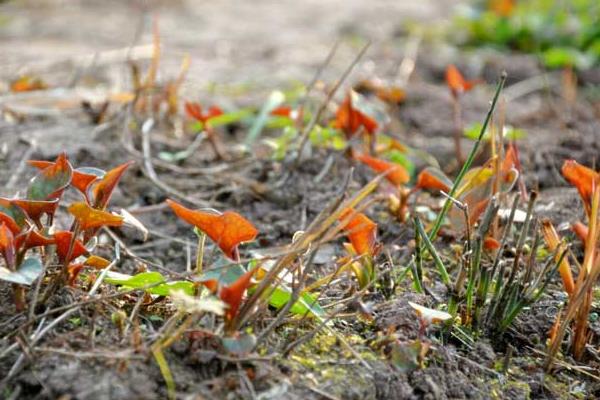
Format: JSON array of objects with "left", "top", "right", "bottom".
[
  {"left": 68, "top": 202, "right": 124, "bottom": 230},
  {"left": 445, "top": 65, "right": 479, "bottom": 97},
  {"left": 0, "top": 197, "right": 27, "bottom": 231},
  {"left": 339, "top": 208, "right": 378, "bottom": 256},
  {"left": 219, "top": 267, "right": 257, "bottom": 322},
  {"left": 15, "top": 229, "right": 55, "bottom": 252},
  {"left": 561, "top": 160, "right": 599, "bottom": 215},
  {"left": 67, "top": 263, "right": 85, "bottom": 286},
  {"left": 501, "top": 143, "right": 522, "bottom": 182},
  {"left": 185, "top": 101, "right": 223, "bottom": 124},
  {"left": 167, "top": 200, "right": 259, "bottom": 260},
  {"left": 91, "top": 161, "right": 134, "bottom": 209},
  {"left": 334, "top": 93, "right": 378, "bottom": 137},
  {"left": 53, "top": 231, "right": 89, "bottom": 264},
  {"left": 12, "top": 199, "right": 60, "bottom": 222},
  {"left": 27, "top": 153, "right": 72, "bottom": 201},
  {"left": 0, "top": 223, "right": 16, "bottom": 268},
  {"left": 356, "top": 153, "right": 409, "bottom": 186},
  {"left": 483, "top": 236, "right": 501, "bottom": 251},
  {"left": 0, "top": 212, "right": 22, "bottom": 235},
  {"left": 29, "top": 160, "right": 102, "bottom": 197},
  {"left": 415, "top": 168, "right": 451, "bottom": 193},
  {"left": 270, "top": 106, "right": 293, "bottom": 118}
]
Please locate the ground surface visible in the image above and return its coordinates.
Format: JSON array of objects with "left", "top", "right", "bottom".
[{"left": 0, "top": 1, "right": 599, "bottom": 399}]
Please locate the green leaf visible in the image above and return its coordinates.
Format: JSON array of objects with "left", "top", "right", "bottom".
[
  {"left": 464, "top": 123, "right": 526, "bottom": 141},
  {"left": 197, "top": 261, "right": 246, "bottom": 286},
  {"left": 207, "top": 109, "right": 254, "bottom": 128},
  {"left": 266, "top": 286, "right": 325, "bottom": 318},
  {"left": 386, "top": 150, "right": 416, "bottom": 177},
  {"left": 0, "top": 198, "right": 27, "bottom": 229},
  {"left": 245, "top": 91, "right": 285, "bottom": 145},
  {"left": 105, "top": 271, "right": 195, "bottom": 296},
  {"left": 27, "top": 154, "right": 72, "bottom": 201},
  {"left": 0, "top": 257, "right": 43, "bottom": 285}
]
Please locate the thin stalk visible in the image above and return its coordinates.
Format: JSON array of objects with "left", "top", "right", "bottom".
[
  {"left": 428, "top": 72, "right": 507, "bottom": 242},
  {"left": 414, "top": 217, "right": 450, "bottom": 285}
]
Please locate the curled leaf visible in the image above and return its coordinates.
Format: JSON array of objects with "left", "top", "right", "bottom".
[
  {"left": 27, "top": 153, "right": 72, "bottom": 201},
  {"left": 91, "top": 161, "right": 134, "bottom": 209},
  {"left": 356, "top": 153, "right": 409, "bottom": 186},
  {"left": 30, "top": 161, "right": 104, "bottom": 198},
  {"left": 185, "top": 101, "right": 224, "bottom": 124},
  {"left": 219, "top": 267, "right": 257, "bottom": 322},
  {"left": 445, "top": 65, "right": 480, "bottom": 97},
  {"left": 11, "top": 199, "right": 60, "bottom": 222},
  {"left": 339, "top": 208, "right": 378, "bottom": 256},
  {"left": 561, "top": 160, "right": 599, "bottom": 215},
  {"left": 167, "top": 200, "right": 258, "bottom": 260},
  {"left": 334, "top": 92, "right": 378, "bottom": 137},
  {"left": 0, "top": 223, "right": 16, "bottom": 269},
  {"left": 53, "top": 231, "right": 89, "bottom": 263},
  {"left": 15, "top": 229, "right": 55, "bottom": 252},
  {"left": 415, "top": 168, "right": 452, "bottom": 193},
  {"left": 0, "top": 212, "right": 22, "bottom": 235},
  {"left": 0, "top": 197, "right": 27, "bottom": 232},
  {"left": 68, "top": 202, "right": 124, "bottom": 230}
]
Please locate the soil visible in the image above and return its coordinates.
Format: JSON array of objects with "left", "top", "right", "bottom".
[{"left": 1, "top": 1, "right": 600, "bottom": 400}]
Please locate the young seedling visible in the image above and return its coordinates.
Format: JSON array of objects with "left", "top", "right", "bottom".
[
  {"left": 185, "top": 101, "right": 227, "bottom": 160},
  {"left": 0, "top": 154, "right": 133, "bottom": 310}
]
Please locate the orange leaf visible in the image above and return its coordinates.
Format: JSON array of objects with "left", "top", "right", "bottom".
[
  {"left": 27, "top": 153, "right": 72, "bottom": 201},
  {"left": 339, "top": 208, "right": 378, "bottom": 256},
  {"left": 501, "top": 143, "right": 522, "bottom": 182},
  {"left": 219, "top": 267, "right": 257, "bottom": 322},
  {"left": 12, "top": 199, "right": 60, "bottom": 222},
  {"left": 15, "top": 229, "right": 55, "bottom": 252},
  {"left": 185, "top": 101, "right": 223, "bottom": 123},
  {"left": 469, "top": 198, "right": 490, "bottom": 227},
  {"left": 415, "top": 168, "right": 451, "bottom": 193},
  {"left": 167, "top": 200, "right": 259, "bottom": 260},
  {"left": 561, "top": 160, "right": 599, "bottom": 215},
  {"left": 67, "top": 263, "right": 85, "bottom": 286},
  {"left": 68, "top": 202, "right": 124, "bottom": 230},
  {"left": 10, "top": 75, "right": 48, "bottom": 92},
  {"left": 483, "top": 236, "right": 501, "bottom": 251},
  {"left": 53, "top": 231, "right": 89, "bottom": 264},
  {"left": 29, "top": 160, "right": 101, "bottom": 198},
  {"left": 356, "top": 153, "right": 409, "bottom": 186},
  {"left": 270, "top": 106, "right": 293, "bottom": 118},
  {"left": 0, "top": 223, "right": 16, "bottom": 268},
  {"left": 84, "top": 255, "right": 111, "bottom": 269},
  {"left": 334, "top": 93, "right": 378, "bottom": 137},
  {"left": 541, "top": 219, "right": 575, "bottom": 296},
  {"left": 91, "top": 161, "right": 134, "bottom": 209},
  {"left": 445, "top": 65, "right": 479, "bottom": 96},
  {"left": 0, "top": 212, "right": 22, "bottom": 235},
  {"left": 571, "top": 221, "right": 589, "bottom": 246}
]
